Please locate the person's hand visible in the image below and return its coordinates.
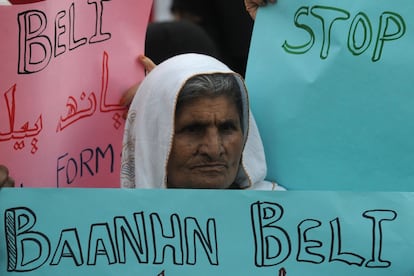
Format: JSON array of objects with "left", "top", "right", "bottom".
[
  {"left": 244, "top": 0, "right": 277, "bottom": 20},
  {"left": 0, "top": 165, "right": 15, "bottom": 188},
  {"left": 120, "top": 55, "right": 156, "bottom": 119}
]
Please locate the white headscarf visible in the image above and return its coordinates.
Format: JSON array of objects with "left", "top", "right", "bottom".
[{"left": 121, "top": 53, "right": 271, "bottom": 189}]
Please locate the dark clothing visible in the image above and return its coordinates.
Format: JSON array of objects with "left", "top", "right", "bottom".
[
  {"left": 171, "top": 0, "right": 254, "bottom": 76},
  {"left": 145, "top": 20, "right": 219, "bottom": 65}
]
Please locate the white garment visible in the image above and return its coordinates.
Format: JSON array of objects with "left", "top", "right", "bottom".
[
  {"left": 0, "top": 0, "right": 11, "bottom": 5},
  {"left": 121, "top": 53, "right": 284, "bottom": 191}
]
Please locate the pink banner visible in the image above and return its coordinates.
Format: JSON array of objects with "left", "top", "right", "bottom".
[{"left": 0, "top": 0, "right": 153, "bottom": 187}]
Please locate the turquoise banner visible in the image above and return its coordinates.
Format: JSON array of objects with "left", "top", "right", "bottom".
[
  {"left": 1, "top": 188, "right": 413, "bottom": 275},
  {"left": 246, "top": 0, "right": 414, "bottom": 191}
]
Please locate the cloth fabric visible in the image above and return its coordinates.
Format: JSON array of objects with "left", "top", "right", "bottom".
[{"left": 121, "top": 53, "right": 284, "bottom": 191}]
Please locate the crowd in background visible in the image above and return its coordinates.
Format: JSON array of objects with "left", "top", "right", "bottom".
[{"left": 149, "top": 0, "right": 255, "bottom": 77}]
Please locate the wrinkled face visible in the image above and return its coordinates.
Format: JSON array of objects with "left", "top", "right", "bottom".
[{"left": 167, "top": 95, "right": 244, "bottom": 189}]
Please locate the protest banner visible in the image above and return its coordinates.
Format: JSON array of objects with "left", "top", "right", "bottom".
[
  {"left": 246, "top": 0, "right": 414, "bottom": 191},
  {"left": 0, "top": 188, "right": 413, "bottom": 275},
  {"left": 0, "top": 0, "right": 153, "bottom": 188}
]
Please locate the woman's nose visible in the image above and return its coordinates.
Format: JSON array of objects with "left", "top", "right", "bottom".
[{"left": 198, "top": 128, "right": 224, "bottom": 158}]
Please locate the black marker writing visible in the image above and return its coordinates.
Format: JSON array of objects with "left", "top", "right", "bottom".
[
  {"left": 17, "top": 0, "right": 111, "bottom": 74},
  {"left": 4, "top": 207, "right": 219, "bottom": 272},
  {"left": 251, "top": 201, "right": 396, "bottom": 269},
  {"left": 282, "top": 5, "right": 405, "bottom": 61},
  {"left": 56, "top": 144, "right": 115, "bottom": 187}
]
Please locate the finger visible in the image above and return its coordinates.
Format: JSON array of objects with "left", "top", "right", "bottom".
[
  {"left": 245, "top": 0, "right": 260, "bottom": 19},
  {"left": 120, "top": 55, "right": 157, "bottom": 119},
  {"left": 138, "top": 55, "right": 156, "bottom": 74},
  {"left": 3, "top": 177, "right": 15, "bottom": 188},
  {"left": 122, "top": 110, "right": 128, "bottom": 120},
  {"left": 0, "top": 165, "right": 9, "bottom": 185},
  {"left": 120, "top": 82, "right": 140, "bottom": 120},
  {"left": 258, "top": 0, "right": 277, "bottom": 6},
  {"left": 120, "top": 82, "right": 140, "bottom": 107},
  {"left": 258, "top": 0, "right": 268, "bottom": 6}
]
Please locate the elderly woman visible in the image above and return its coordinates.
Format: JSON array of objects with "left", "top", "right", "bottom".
[{"left": 121, "top": 53, "right": 283, "bottom": 191}]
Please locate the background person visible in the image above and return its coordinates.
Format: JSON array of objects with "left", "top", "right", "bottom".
[
  {"left": 145, "top": 20, "right": 219, "bottom": 65},
  {"left": 170, "top": 0, "right": 255, "bottom": 77},
  {"left": 121, "top": 0, "right": 279, "bottom": 111},
  {"left": 121, "top": 18, "right": 219, "bottom": 114}
]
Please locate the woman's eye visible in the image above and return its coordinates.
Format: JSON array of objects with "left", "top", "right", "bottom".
[
  {"left": 220, "top": 122, "right": 237, "bottom": 132},
  {"left": 184, "top": 124, "right": 203, "bottom": 133}
]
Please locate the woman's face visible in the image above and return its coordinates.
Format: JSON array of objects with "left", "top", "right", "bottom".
[{"left": 167, "top": 95, "right": 244, "bottom": 189}]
